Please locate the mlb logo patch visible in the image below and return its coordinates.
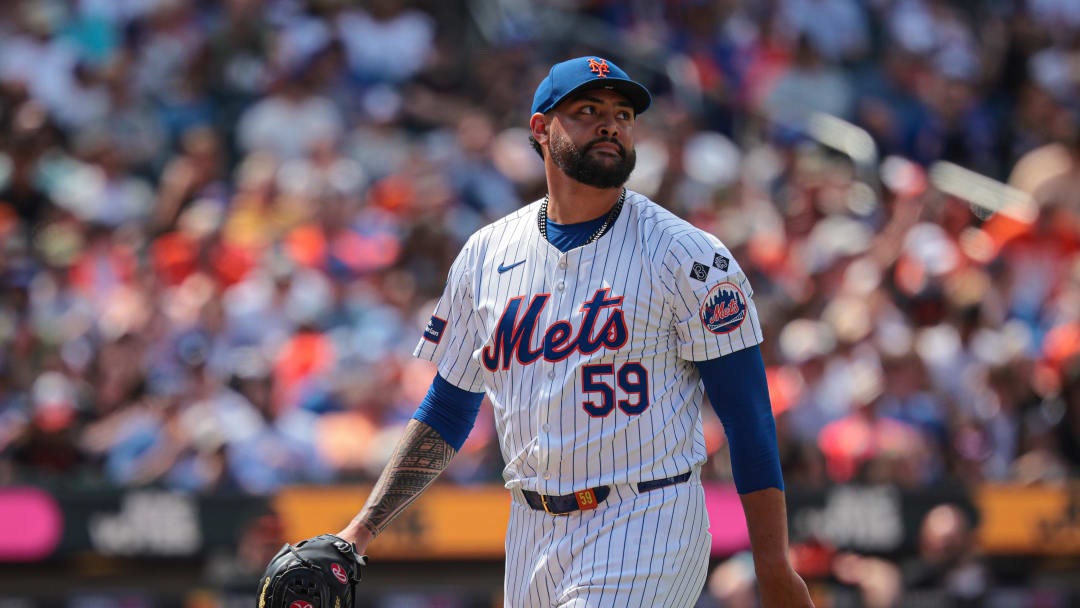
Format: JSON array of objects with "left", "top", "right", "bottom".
[
  {"left": 700, "top": 281, "right": 747, "bottom": 334},
  {"left": 423, "top": 316, "right": 447, "bottom": 343},
  {"left": 712, "top": 253, "right": 729, "bottom": 271},
  {"left": 689, "top": 262, "right": 710, "bottom": 282}
]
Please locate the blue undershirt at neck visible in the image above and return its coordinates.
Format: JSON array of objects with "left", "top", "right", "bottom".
[{"left": 545, "top": 214, "right": 609, "bottom": 252}]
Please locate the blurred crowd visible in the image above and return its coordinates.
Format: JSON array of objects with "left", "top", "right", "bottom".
[{"left": 1, "top": 0, "right": 1079, "bottom": 505}]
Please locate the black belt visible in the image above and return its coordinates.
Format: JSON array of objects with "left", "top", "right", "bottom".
[{"left": 522, "top": 471, "right": 692, "bottom": 516}]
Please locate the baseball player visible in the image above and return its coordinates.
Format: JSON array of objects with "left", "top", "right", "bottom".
[{"left": 330, "top": 56, "right": 813, "bottom": 607}]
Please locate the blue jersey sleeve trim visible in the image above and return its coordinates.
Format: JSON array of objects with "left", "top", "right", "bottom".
[
  {"left": 696, "top": 345, "right": 785, "bottom": 494},
  {"left": 412, "top": 373, "right": 485, "bottom": 451}
]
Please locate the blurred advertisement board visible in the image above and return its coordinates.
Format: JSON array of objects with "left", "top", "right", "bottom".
[
  {"left": 785, "top": 484, "right": 976, "bottom": 556},
  {"left": 0, "top": 487, "right": 63, "bottom": 561},
  {"left": 0, "top": 487, "right": 271, "bottom": 561},
  {"left": 27, "top": 481, "right": 1080, "bottom": 562},
  {"left": 976, "top": 483, "right": 1080, "bottom": 555},
  {"left": 272, "top": 485, "right": 511, "bottom": 560}
]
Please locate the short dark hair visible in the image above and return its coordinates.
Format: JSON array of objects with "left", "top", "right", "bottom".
[{"left": 529, "top": 135, "right": 543, "bottom": 159}]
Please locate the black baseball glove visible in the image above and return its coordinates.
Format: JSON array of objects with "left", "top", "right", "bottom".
[{"left": 257, "top": 534, "right": 367, "bottom": 608}]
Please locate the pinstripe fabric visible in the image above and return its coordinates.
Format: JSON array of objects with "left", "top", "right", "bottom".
[
  {"left": 413, "top": 191, "right": 762, "bottom": 604},
  {"left": 504, "top": 478, "right": 710, "bottom": 607}
]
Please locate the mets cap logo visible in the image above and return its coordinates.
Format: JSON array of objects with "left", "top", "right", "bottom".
[
  {"left": 588, "top": 58, "right": 610, "bottom": 78},
  {"left": 700, "top": 281, "right": 747, "bottom": 334}
]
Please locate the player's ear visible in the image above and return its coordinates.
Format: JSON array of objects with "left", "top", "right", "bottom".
[{"left": 529, "top": 112, "right": 549, "bottom": 147}]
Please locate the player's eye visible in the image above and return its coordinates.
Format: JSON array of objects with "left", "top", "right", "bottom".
[
  {"left": 580, "top": 105, "right": 595, "bottom": 114},
  {"left": 617, "top": 111, "right": 631, "bottom": 120}
]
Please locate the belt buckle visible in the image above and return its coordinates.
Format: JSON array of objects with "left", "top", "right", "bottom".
[{"left": 540, "top": 494, "right": 569, "bottom": 516}]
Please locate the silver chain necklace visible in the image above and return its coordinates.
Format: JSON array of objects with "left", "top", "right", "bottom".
[{"left": 538, "top": 187, "right": 626, "bottom": 246}]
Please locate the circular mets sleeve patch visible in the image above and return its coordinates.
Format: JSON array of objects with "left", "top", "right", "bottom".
[{"left": 699, "top": 281, "right": 748, "bottom": 334}]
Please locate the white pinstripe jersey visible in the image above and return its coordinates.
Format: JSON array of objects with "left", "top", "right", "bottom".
[{"left": 413, "top": 190, "right": 763, "bottom": 495}]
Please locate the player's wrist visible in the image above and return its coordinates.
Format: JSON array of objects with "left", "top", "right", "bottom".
[
  {"left": 752, "top": 552, "right": 796, "bottom": 576},
  {"left": 336, "top": 521, "right": 376, "bottom": 552},
  {"left": 757, "top": 564, "right": 813, "bottom": 607}
]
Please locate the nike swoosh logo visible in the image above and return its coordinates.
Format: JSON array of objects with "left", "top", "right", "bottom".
[{"left": 497, "top": 260, "right": 526, "bottom": 273}]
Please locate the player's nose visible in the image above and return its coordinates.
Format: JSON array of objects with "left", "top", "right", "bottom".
[{"left": 596, "top": 112, "right": 619, "bottom": 138}]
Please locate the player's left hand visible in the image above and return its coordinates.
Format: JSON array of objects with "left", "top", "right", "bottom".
[
  {"left": 758, "top": 563, "right": 814, "bottom": 608},
  {"left": 257, "top": 534, "right": 368, "bottom": 608}
]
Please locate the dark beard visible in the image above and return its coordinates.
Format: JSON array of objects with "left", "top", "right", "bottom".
[{"left": 549, "top": 132, "right": 636, "bottom": 189}]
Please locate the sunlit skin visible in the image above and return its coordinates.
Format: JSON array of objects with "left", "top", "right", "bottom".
[{"left": 529, "top": 88, "right": 635, "bottom": 224}]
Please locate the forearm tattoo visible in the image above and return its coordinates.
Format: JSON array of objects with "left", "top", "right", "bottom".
[{"left": 352, "top": 420, "right": 455, "bottom": 537}]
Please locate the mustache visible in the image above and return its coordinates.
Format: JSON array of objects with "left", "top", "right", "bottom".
[{"left": 584, "top": 137, "right": 625, "bottom": 156}]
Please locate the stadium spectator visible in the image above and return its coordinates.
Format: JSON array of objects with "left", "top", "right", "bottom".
[{"left": 0, "top": 0, "right": 1077, "bottom": 505}]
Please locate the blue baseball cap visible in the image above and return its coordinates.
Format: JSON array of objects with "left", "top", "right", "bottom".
[{"left": 531, "top": 56, "right": 652, "bottom": 116}]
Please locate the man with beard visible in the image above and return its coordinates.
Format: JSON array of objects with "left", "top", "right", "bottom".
[{"left": 331, "top": 57, "right": 812, "bottom": 606}]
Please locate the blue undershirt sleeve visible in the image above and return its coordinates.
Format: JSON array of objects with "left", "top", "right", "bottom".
[
  {"left": 695, "top": 345, "right": 785, "bottom": 494},
  {"left": 411, "top": 373, "right": 486, "bottom": 451}
]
